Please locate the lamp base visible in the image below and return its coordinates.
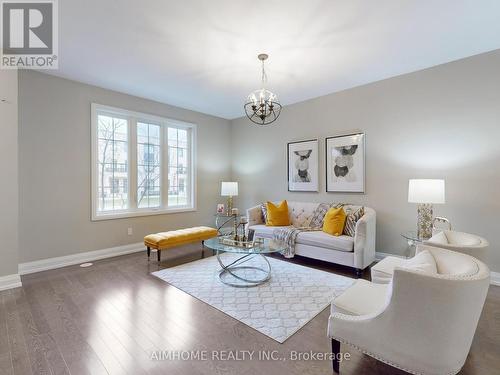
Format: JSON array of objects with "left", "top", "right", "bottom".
[
  {"left": 417, "top": 204, "right": 433, "bottom": 240},
  {"left": 226, "top": 196, "right": 233, "bottom": 215}
]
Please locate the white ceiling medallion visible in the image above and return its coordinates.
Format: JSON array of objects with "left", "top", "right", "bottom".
[{"left": 244, "top": 54, "right": 282, "bottom": 125}]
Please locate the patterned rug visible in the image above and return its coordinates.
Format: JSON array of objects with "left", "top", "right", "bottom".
[{"left": 152, "top": 254, "right": 354, "bottom": 343}]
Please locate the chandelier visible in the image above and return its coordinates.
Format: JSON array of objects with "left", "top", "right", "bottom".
[{"left": 244, "top": 54, "right": 282, "bottom": 125}]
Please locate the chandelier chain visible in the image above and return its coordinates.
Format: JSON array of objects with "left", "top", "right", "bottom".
[{"left": 261, "top": 59, "right": 267, "bottom": 87}]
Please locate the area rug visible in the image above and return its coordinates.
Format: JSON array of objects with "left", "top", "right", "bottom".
[{"left": 152, "top": 254, "right": 354, "bottom": 343}]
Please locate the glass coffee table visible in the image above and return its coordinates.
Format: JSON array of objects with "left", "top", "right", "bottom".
[{"left": 203, "top": 237, "right": 287, "bottom": 287}]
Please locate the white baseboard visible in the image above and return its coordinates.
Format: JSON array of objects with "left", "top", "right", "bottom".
[
  {"left": 15, "top": 247, "right": 500, "bottom": 287},
  {"left": 0, "top": 274, "right": 22, "bottom": 291},
  {"left": 19, "top": 242, "right": 145, "bottom": 275},
  {"left": 491, "top": 272, "right": 500, "bottom": 286},
  {"left": 376, "top": 252, "right": 500, "bottom": 286}
]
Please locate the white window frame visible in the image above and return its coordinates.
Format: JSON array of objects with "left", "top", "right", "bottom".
[{"left": 91, "top": 103, "right": 197, "bottom": 221}]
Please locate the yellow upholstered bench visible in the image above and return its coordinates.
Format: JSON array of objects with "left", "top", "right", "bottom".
[{"left": 144, "top": 226, "right": 218, "bottom": 263}]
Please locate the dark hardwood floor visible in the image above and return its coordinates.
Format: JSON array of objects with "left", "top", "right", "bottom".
[{"left": 1, "top": 246, "right": 499, "bottom": 375}]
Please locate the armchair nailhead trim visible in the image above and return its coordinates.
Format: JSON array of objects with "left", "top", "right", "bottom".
[{"left": 329, "top": 335, "right": 462, "bottom": 375}]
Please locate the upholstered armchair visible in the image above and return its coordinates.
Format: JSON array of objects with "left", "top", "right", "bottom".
[
  {"left": 424, "top": 230, "right": 489, "bottom": 264},
  {"left": 328, "top": 245, "right": 490, "bottom": 375}
]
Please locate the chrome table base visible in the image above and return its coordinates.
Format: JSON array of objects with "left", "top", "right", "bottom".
[{"left": 216, "top": 251, "right": 271, "bottom": 287}]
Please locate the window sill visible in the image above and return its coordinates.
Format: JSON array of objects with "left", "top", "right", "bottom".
[{"left": 91, "top": 206, "right": 197, "bottom": 221}]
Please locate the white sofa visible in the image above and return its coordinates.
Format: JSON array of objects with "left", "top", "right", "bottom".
[
  {"left": 246, "top": 201, "right": 376, "bottom": 276},
  {"left": 328, "top": 245, "right": 490, "bottom": 375}
]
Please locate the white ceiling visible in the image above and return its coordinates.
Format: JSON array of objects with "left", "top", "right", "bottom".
[{"left": 51, "top": 0, "right": 500, "bottom": 119}]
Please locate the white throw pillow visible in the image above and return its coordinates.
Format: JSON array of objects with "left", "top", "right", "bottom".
[{"left": 401, "top": 250, "right": 438, "bottom": 274}]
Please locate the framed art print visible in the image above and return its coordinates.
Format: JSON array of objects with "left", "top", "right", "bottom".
[
  {"left": 287, "top": 139, "right": 319, "bottom": 192},
  {"left": 326, "top": 133, "right": 365, "bottom": 193}
]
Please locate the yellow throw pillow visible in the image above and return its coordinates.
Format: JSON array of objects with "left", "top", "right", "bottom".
[
  {"left": 322, "top": 207, "right": 347, "bottom": 236},
  {"left": 266, "top": 200, "right": 290, "bottom": 226}
]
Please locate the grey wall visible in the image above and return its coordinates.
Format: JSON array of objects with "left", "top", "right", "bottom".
[
  {"left": 17, "top": 50, "right": 500, "bottom": 273},
  {"left": 0, "top": 70, "right": 19, "bottom": 276},
  {"left": 19, "top": 71, "right": 231, "bottom": 263},
  {"left": 231, "top": 50, "right": 500, "bottom": 272}
]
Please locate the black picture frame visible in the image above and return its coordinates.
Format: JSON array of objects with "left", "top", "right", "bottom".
[{"left": 247, "top": 229, "right": 255, "bottom": 242}]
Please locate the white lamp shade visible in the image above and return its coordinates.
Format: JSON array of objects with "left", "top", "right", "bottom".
[
  {"left": 221, "top": 181, "right": 238, "bottom": 196},
  {"left": 408, "top": 179, "right": 445, "bottom": 204}
]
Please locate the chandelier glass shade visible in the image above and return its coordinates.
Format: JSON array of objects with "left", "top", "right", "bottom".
[{"left": 244, "top": 54, "right": 282, "bottom": 125}]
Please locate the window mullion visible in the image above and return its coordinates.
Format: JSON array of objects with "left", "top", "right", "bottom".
[
  {"left": 111, "top": 118, "right": 115, "bottom": 210},
  {"left": 161, "top": 125, "right": 169, "bottom": 208},
  {"left": 187, "top": 128, "right": 192, "bottom": 207},
  {"left": 129, "top": 117, "right": 138, "bottom": 209}
]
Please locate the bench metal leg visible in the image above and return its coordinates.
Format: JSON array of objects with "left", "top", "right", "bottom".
[
  {"left": 201, "top": 240, "right": 205, "bottom": 258},
  {"left": 157, "top": 249, "right": 161, "bottom": 263},
  {"left": 147, "top": 246, "right": 151, "bottom": 259}
]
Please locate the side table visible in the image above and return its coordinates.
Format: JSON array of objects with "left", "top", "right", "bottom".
[{"left": 401, "top": 230, "right": 424, "bottom": 258}]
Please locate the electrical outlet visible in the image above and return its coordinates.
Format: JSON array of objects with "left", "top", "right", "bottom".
[{"left": 127, "top": 227, "right": 133, "bottom": 236}]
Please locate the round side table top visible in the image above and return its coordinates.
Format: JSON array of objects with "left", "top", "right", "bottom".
[{"left": 401, "top": 230, "right": 424, "bottom": 243}]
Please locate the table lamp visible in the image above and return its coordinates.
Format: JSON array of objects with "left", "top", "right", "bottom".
[
  {"left": 221, "top": 181, "right": 238, "bottom": 215},
  {"left": 408, "top": 179, "right": 445, "bottom": 240}
]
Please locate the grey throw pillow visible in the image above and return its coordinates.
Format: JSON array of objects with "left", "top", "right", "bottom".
[
  {"left": 260, "top": 203, "right": 268, "bottom": 223},
  {"left": 343, "top": 206, "right": 365, "bottom": 237},
  {"left": 309, "top": 202, "right": 343, "bottom": 228}
]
